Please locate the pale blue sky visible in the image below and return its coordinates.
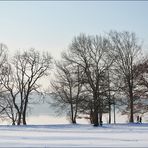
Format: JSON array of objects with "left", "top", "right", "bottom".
[{"left": 0, "top": 1, "right": 148, "bottom": 58}]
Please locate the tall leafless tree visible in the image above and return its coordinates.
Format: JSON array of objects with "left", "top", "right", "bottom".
[
  {"left": 109, "top": 31, "right": 142, "bottom": 123},
  {"left": 63, "top": 34, "right": 113, "bottom": 126}
]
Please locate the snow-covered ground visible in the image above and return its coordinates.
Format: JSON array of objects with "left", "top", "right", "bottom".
[
  {"left": 0, "top": 123, "right": 148, "bottom": 147},
  {"left": 0, "top": 96, "right": 148, "bottom": 147}
]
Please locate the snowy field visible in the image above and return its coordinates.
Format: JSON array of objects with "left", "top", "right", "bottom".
[{"left": 0, "top": 123, "right": 148, "bottom": 147}]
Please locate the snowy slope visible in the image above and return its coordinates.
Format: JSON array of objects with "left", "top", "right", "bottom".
[{"left": 0, "top": 123, "right": 148, "bottom": 147}]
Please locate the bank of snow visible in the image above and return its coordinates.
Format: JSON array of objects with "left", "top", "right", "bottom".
[{"left": 0, "top": 123, "right": 148, "bottom": 147}]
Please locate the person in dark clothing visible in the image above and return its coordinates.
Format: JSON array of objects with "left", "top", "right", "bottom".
[
  {"left": 100, "top": 120, "right": 103, "bottom": 126},
  {"left": 139, "top": 116, "right": 142, "bottom": 123},
  {"left": 137, "top": 116, "right": 139, "bottom": 123}
]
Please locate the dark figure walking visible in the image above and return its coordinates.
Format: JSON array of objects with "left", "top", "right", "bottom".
[
  {"left": 100, "top": 120, "right": 103, "bottom": 126},
  {"left": 137, "top": 116, "right": 139, "bottom": 123},
  {"left": 140, "top": 116, "right": 142, "bottom": 123}
]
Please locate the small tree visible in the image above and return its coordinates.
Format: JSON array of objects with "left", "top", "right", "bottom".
[{"left": 50, "top": 60, "right": 85, "bottom": 124}]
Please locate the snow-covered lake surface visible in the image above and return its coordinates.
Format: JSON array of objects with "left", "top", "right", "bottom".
[{"left": 0, "top": 123, "right": 148, "bottom": 147}]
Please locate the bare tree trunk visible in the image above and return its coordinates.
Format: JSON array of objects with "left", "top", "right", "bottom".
[
  {"left": 23, "top": 98, "right": 28, "bottom": 125},
  {"left": 90, "top": 108, "right": 94, "bottom": 124},
  {"left": 109, "top": 102, "right": 111, "bottom": 124},
  {"left": 108, "top": 70, "right": 111, "bottom": 124},
  {"left": 22, "top": 110, "right": 27, "bottom": 125},
  {"left": 93, "top": 93, "right": 98, "bottom": 126},
  {"left": 72, "top": 118, "right": 76, "bottom": 124},
  {"left": 12, "top": 121, "right": 15, "bottom": 125},
  {"left": 99, "top": 111, "right": 103, "bottom": 126},
  {"left": 98, "top": 98, "right": 103, "bottom": 126},
  {"left": 17, "top": 112, "right": 21, "bottom": 125},
  {"left": 93, "top": 109, "right": 98, "bottom": 126},
  {"left": 129, "top": 88, "right": 134, "bottom": 123},
  {"left": 113, "top": 98, "right": 116, "bottom": 124},
  {"left": 73, "top": 108, "right": 77, "bottom": 124}
]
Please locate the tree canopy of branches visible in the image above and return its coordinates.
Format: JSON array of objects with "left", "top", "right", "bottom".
[
  {"left": 50, "top": 60, "right": 85, "bottom": 124},
  {"left": 62, "top": 34, "right": 114, "bottom": 126},
  {"left": 0, "top": 49, "right": 52, "bottom": 125},
  {"left": 109, "top": 31, "right": 142, "bottom": 123}
]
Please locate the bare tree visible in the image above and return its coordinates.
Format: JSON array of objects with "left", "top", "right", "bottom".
[
  {"left": 0, "top": 93, "right": 18, "bottom": 125},
  {"left": 109, "top": 31, "right": 142, "bottom": 123},
  {"left": 0, "top": 43, "right": 9, "bottom": 119},
  {"left": 132, "top": 58, "right": 148, "bottom": 116},
  {"left": 0, "top": 49, "right": 52, "bottom": 125},
  {"left": 63, "top": 34, "right": 113, "bottom": 126},
  {"left": 50, "top": 60, "right": 85, "bottom": 124},
  {"left": 0, "top": 44, "right": 18, "bottom": 125}
]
